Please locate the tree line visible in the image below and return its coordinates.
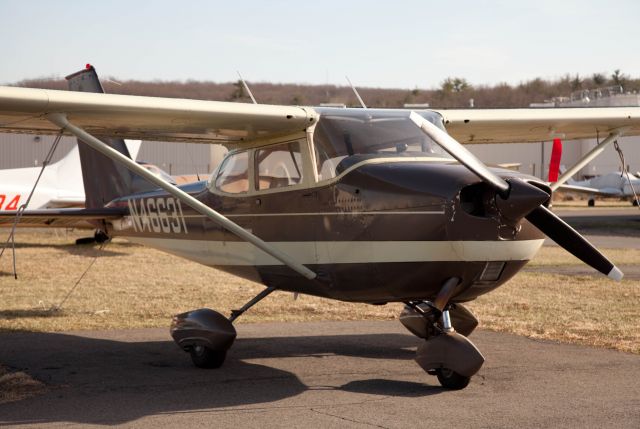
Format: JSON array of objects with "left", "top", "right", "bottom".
[{"left": 13, "top": 70, "right": 640, "bottom": 109}]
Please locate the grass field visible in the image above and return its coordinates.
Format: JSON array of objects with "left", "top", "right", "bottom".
[{"left": 1, "top": 227, "right": 638, "bottom": 354}]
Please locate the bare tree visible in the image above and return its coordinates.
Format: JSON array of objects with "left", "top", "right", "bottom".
[
  {"left": 570, "top": 74, "right": 583, "bottom": 91},
  {"left": 611, "top": 69, "right": 627, "bottom": 87},
  {"left": 592, "top": 73, "right": 606, "bottom": 86}
]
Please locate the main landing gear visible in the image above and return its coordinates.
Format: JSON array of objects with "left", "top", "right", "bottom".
[
  {"left": 75, "top": 229, "right": 110, "bottom": 245},
  {"left": 400, "top": 278, "right": 484, "bottom": 390},
  {"left": 170, "top": 286, "right": 276, "bottom": 368}
]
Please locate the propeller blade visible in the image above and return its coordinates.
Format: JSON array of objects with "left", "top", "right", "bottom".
[
  {"left": 409, "top": 111, "right": 510, "bottom": 198},
  {"left": 526, "top": 205, "right": 623, "bottom": 281}
]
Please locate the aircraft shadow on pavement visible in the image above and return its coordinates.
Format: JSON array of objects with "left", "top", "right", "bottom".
[{"left": 0, "top": 330, "right": 442, "bottom": 425}]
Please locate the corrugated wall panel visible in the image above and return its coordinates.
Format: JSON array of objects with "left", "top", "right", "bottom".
[
  {"left": 0, "top": 134, "right": 77, "bottom": 169},
  {"left": 137, "top": 141, "right": 213, "bottom": 175},
  {"left": 0, "top": 134, "right": 214, "bottom": 176}
]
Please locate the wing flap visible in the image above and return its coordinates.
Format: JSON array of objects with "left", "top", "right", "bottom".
[
  {"left": 434, "top": 108, "right": 640, "bottom": 143},
  {"left": 0, "top": 86, "right": 317, "bottom": 146}
]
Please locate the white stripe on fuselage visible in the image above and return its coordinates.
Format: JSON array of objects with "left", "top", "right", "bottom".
[
  {"left": 125, "top": 237, "right": 544, "bottom": 267},
  {"left": 157, "top": 211, "right": 446, "bottom": 219}
]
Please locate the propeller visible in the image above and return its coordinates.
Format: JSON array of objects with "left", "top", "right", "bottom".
[{"left": 409, "top": 111, "right": 623, "bottom": 281}]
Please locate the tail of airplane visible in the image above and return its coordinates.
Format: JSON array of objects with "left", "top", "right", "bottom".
[
  {"left": 547, "top": 138, "right": 562, "bottom": 182},
  {"left": 66, "top": 65, "right": 153, "bottom": 208}
]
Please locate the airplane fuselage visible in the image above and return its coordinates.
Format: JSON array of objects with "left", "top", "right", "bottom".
[{"left": 107, "top": 158, "right": 546, "bottom": 304}]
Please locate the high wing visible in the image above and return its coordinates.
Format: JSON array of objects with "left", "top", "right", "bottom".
[
  {"left": 3, "top": 86, "right": 640, "bottom": 146},
  {"left": 434, "top": 108, "right": 640, "bottom": 143},
  {"left": 0, "top": 86, "right": 317, "bottom": 146}
]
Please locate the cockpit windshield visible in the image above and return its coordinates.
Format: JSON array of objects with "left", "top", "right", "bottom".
[{"left": 312, "top": 109, "right": 452, "bottom": 180}]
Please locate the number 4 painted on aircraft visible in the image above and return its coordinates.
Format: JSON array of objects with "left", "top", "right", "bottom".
[{"left": 0, "top": 194, "right": 20, "bottom": 210}]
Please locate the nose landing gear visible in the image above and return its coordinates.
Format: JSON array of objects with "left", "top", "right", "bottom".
[{"left": 400, "top": 278, "right": 485, "bottom": 389}]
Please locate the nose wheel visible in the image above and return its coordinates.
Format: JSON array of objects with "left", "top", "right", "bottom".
[{"left": 435, "top": 368, "right": 471, "bottom": 390}]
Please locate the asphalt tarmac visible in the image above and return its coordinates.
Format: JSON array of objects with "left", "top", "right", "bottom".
[{"left": 1, "top": 321, "right": 639, "bottom": 428}]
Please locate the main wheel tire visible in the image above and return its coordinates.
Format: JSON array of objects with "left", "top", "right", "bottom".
[
  {"left": 436, "top": 368, "right": 471, "bottom": 390},
  {"left": 588, "top": 198, "right": 595, "bottom": 207},
  {"left": 189, "top": 346, "right": 226, "bottom": 369},
  {"left": 94, "top": 230, "right": 110, "bottom": 243}
]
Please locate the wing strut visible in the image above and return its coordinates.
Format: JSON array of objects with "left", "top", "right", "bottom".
[
  {"left": 550, "top": 128, "right": 626, "bottom": 190},
  {"left": 46, "top": 113, "right": 317, "bottom": 280}
]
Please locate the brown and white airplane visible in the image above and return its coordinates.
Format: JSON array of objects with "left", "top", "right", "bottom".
[{"left": 0, "top": 65, "right": 639, "bottom": 390}]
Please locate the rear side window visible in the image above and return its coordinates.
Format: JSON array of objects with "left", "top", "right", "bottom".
[{"left": 214, "top": 151, "right": 249, "bottom": 194}]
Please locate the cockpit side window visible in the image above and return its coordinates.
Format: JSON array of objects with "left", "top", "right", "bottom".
[
  {"left": 314, "top": 123, "right": 346, "bottom": 181},
  {"left": 214, "top": 150, "right": 249, "bottom": 194},
  {"left": 255, "top": 141, "right": 303, "bottom": 190}
]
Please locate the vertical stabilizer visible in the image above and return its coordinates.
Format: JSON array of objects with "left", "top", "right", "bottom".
[{"left": 66, "top": 65, "right": 152, "bottom": 208}]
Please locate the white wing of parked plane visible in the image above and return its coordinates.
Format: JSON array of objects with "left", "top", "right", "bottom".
[
  {"left": 0, "top": 139, "right": 141, "bottom": 210},
  {"left": 553, "top": 183, "right": 623, "bottom": 197}
]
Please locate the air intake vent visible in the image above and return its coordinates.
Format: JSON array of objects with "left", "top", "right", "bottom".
[
  {"left": 480, "top": 261, "right": 505, "bottom": 282},
  {"left": 459, "top": 183, "right": 495, "bottom": 217}
]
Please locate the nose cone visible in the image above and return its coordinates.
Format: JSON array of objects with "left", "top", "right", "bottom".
[{"left": 495, "top": 179, "right": 550, "bottom": 221}]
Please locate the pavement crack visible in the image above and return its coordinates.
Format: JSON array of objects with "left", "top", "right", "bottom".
[{"left": 310, "top": 407, "right": 390, "bottom": 428}]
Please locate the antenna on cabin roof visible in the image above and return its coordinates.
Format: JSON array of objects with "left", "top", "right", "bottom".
[
  {"left": 345, "top": 76, "right": 367, "bottom": 109},
  {"left": 236, "top": 71, "right": 257, "bottom": 104}
]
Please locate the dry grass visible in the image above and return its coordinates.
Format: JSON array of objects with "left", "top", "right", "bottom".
[
  {"left": 528, "top": 246, "right": 640, "bottom": 267},
  {"left": 0, "top": 229, "right": 638, "bottom": 355},
  {"left": 467, "top": 272, "right": 640, "bottom": 354},
  {"left": 0, "top": 230, "right": 402, "bottom": 332}
]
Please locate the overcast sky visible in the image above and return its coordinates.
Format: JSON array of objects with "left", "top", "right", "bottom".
[{"left": 1, "top": 0, "right": 639, "bottom": 89}]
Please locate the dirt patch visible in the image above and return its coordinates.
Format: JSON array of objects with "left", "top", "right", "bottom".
[{"left": 0, "top": 365, "right": 48, "bottom": 404}]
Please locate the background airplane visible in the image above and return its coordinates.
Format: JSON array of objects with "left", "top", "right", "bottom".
[
  {"left": 558, "top": 171, "right": 640, "bottom": 206},
  {"left": 0, "top": 141, "right": 141, "bottom": 211},
  {"left": 543, "top": 139, "right": 640, "bottom": 206}
]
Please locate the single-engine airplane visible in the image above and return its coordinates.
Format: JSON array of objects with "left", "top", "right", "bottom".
[{"left": 1, "top": 65, "right": 639, "bottom": 390}]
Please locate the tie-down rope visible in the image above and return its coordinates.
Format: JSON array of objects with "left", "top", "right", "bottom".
[
  {"left": 613, "top": 140, "right": 640, "bottom": 209},
  {"left": 0, "top": 132, "right": 64, "bottom": 279}
]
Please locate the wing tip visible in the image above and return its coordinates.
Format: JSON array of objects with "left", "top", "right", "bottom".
[{"left": 607, "top": 266, "right": 624, "bottom": 281}]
